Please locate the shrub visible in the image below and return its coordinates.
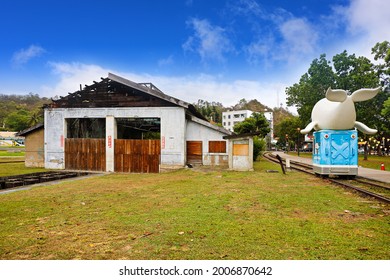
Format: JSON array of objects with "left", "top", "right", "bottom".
[{"left": 253, "top": 136, "right": 266, "bottom": 161}]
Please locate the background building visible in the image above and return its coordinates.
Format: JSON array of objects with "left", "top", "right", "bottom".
[
  {"left": 222, "top": 110, "right": 274, "bottom": 142},
  {"left": 16, "top": 123, "right": 44, "bottom": 167},
  {"left": 222, "top": 110, "right": 253, "bottom": 132}
]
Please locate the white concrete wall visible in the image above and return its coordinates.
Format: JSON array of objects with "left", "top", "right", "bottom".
[
  {"left": 105, "top": 115, "right": 116, "bottom": 172},
  {"left": 44, "top": 107, "right": 186, "bottom": 170},
  {"left": 44, "top": 110, "right": 66, "bottom": 169},
  {"left": 186, "top": 118, "right": 229, "bottom": 166},
  {"left": 227, "top": 137, "right": 254, "bottom": 171}
]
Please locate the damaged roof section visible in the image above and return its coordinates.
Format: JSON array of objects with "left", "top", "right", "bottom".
[
  {"left": 16, "top": 123, "right": 44, "bottom": 137},
  {"left": 45, "top": 72, "right": 207, "bottom": 121}
]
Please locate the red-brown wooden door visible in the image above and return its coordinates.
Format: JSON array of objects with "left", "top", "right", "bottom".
[
  {"left": 186, "top": 141, "right": 203, "bottom": 165},
  {"left": 114, "top": 139, "right": 160, "bottom": 173}
]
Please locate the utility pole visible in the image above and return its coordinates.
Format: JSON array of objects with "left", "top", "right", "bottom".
[
  {"left": 297, "top": 128, "right": 301, "bottom": 156},
  {"left": 286, "top": 134, "right": 289, "bottom": 153}
]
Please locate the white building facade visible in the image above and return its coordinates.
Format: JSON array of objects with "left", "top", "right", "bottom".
[
  {"left": 44, "top": 73, "right": 232, "bottom": 173},
  {"left": 222, "top": 110, "right": 274, "bottom": 142},
  {"left": 222, "top": 110, "right": 253, "bottom": 132}
]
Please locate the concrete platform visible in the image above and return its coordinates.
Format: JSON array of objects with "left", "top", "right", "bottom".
[{"left": 272, "top": 152, "right": 390, "bottom": 184}]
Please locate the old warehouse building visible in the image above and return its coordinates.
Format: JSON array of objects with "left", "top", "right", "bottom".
[{"left": 43, "top": 73, "right": 234, "bottom": 173}]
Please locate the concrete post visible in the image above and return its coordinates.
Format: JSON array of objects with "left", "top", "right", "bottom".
[{"left": 106, "top": 116, "right": 116, "bottom": 172}]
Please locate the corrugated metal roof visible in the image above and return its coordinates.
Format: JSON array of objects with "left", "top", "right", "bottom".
[{"left": 16, "top": 123, "right": 44, "bottom": 136}]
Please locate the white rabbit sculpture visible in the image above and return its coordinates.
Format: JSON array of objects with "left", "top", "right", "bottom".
[{"left": 300, "top": 87, "right": 381, "bottom": 135}]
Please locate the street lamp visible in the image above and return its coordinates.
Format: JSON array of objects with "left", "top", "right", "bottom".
[
  {"left": 297, "top": 128, "right": 301, "bottom": 156},
  {"left": 285, "top": 134, "right": 289, "bottom": 153}
]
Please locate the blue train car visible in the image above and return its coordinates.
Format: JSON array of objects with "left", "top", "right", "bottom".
[{"left": 313, "top": 129, "right": 358, "bottom": 176}]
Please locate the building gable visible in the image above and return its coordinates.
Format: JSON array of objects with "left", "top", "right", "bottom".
[
  {"left": 46, "top": 77, "right": 176, "bottom": 109},
  {"left": 45, "top": 73, "right": 208, "bottom": 121}
]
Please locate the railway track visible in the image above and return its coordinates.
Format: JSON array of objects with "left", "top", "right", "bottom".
[
  {"left": 0, "top": 160, "right": 25, "bottom": 164},
  {"left": 263, "top": 152, "right": 390, "bottom": 204},
  {"left": 0, "top": 171, "right": 91, "bottom": 191}
]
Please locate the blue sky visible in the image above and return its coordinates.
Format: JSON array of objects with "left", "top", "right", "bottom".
[{"left": 1, "top": 0, "right": 389, "bottom": 111}]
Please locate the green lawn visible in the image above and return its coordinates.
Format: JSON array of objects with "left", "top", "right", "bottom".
[
  {"left": 0, "top": 159, "right": 388, "bottom": 260},
  {"left": 0, "top": 150, "right": 25, "bottom": 157},
  {"left": 0, "top": 162, "right": 45, "bottom": 176}
]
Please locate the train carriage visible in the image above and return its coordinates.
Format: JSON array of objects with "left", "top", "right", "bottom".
[{"left": 312, "top": 129, "right": 358, "bottom": 176}]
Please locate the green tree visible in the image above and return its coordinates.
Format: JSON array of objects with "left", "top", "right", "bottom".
[
  {"left": 332, "top": 51, "right": 377, "bottom": 90},
  {"left": 233, "top": 112, "right": 270, "bottom": 136},
  {"left": 233, "top": 98, "right": 248, "bottom": 110},
  {"left": 372, "top": 41, "right": 390, "bottom": 88},
  {"left": 0, "top": 93, "right": 49, "bottom": 131},
  {"left": 286, "top": 54, "right": 335, "bottom": 126},
  {"left": 333, "top": 50, "right": 382, "bottom": 131},
  {"left": 332, "top": 49, "right": 387, "bottom": 158},
  {"left": 372, "top": 41, "right": 390, "bottom": 135},
  {"left": 253, "top": 137, "right": 266, "bottom": 161},
  {"left": 28, "top": 110, "right": 43, "bottom": 126},
  {"left": 382, "top": 98, "right": 390, "bottom": 134},
  {"left": 233, "top": 113, "right": 271, "bottom": 161},
  {"left": 194, "top": 99, "right": 223, "bottom": 124},
  {"left": 274, "top": 116, "right": 303, "bottom": 151},
  {"left": 5, "top": 109, "right": 31, "bottom": 131},
  {"left": 0, "top": 100, "right": 17, "bottom": 129}
]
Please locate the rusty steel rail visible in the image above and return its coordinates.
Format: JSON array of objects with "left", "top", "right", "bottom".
[
  {"left": 354, "top": 177, "right": 390, "bottom": 190},
  {"left": 0, "top": 171, "right": 91, "bottom": 190},
  {"left": 263, "top": 153, "right": 314, "bottom": 175},
  {"left": 0, "top": 160, "right": 25, "bottom": 164},
  {"left": 263, "top": 152, "right": 390, "bottom": 204},
  {"left": 328, "top": 178, "right": 390, "bottom": 204}
]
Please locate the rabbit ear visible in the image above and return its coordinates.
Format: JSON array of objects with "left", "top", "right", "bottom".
[
  {"left": 351, "top": 87, "right": 381, "bottom": 102},
  {"left": 326, "top": 88, "right": 347, "bottom": 102},
  {"left": 300, "top": 121, "right": 317, "bottom": 134},
  {"left": 354, "top": 121, "right": 377, "bottom": 135}
]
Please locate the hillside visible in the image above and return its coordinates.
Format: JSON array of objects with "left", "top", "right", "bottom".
[
  {"left": 194, "top": 98, "right": 294, "bottom": 129},
  {"left": 1, "top": 92, "right": 294, "bottom": 133},
  {"left": 0, "top": 93, "right": 50, "bottom": 132}
]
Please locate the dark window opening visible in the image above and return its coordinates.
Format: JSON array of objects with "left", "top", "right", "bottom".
[
  {"left": 66, "top": 118, "right": 105, "bottom": 138},
  {"left": 116, "top": 118, "right": 160, "bottom": 140}
]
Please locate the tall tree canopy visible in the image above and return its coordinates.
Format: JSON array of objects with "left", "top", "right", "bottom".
[
  {"left": 286, "top": 46, "right": 388, "bottom": 136},
  {"left": 372, "top": 41, "right": 390, "bottom": 88},
  {"left": 285, "top": 54, "right": 335, "bottom": 125},
  {"left": 372, "top": 41, "right": 390, "bottom": 134},
  {"left": 233, "top": 112, "right": 270, "bottom": 137},
  {"left": 332, "top": 51, "right": 382, "bottom": 135},
  {"left": 0, "top": 93, "right": 49, "bottom": 131},
  {"left": 273, "top": 116, "right": 303, "bottom": 148}
]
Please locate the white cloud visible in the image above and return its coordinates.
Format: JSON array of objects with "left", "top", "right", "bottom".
[
  {"left": 229, "top": 0, "right": 265, "bottom": 18},
  {"left": 42, "top": 62, "right": 109, "bottom": 97},
  {"left": 41, "top": 61, "right": 291, "bottom": 111},
  {"left": 233, "top": 3, "right": 318, "bottom": 67},
  {"left": 279, "top": 18, "right": 318, "bottom": 56},
  {"left": 11, "top": 45, "right": 46, "bottom": 67},
  {"left": 149, "top": 74, "right": 287, "bottom": 109},
  {"left": 329, "top": 0, "right": 390, "bottom": 59},
  {"left": 346, "top": 0, "right": 390, "bottom": 40},
  {"left": 183, "top": 18, "right": 234, "bottom": 62},
  {"left": 244, "top": 36, "right": 290, "bottom": 73},
  {"left": 245, "top": 39, "right": 273, "bottom": 66},
  {"left": 158, "top": 55, "right": 174, "bottom": 67}
]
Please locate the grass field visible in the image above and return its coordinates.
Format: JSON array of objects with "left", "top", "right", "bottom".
[
  {"left": 0, "top": 147, "right": 25, "bottom": 157},
  {"left": 0, "top": 151, "right": 25, "bottom": 157},
  {"left": 0, "top": 159, "right": 389, "bottom": 260},
  {"left": 0, "top": 162, "right": 45, "bottom": 176}
]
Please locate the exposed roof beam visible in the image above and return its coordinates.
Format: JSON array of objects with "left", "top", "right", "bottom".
[{"left": 108, "top": 72, "right": 189, "bottom": 109}]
